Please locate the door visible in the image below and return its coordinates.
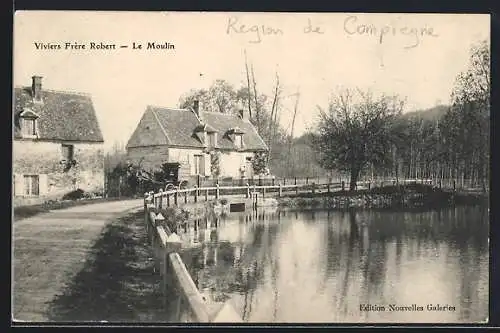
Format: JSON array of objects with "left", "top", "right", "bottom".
[
  {"left": 245, "top": 156, "right": 253, "bottom": 178},
  {"left": 194, "top": 155, "right": 205, "bottom": 176}
]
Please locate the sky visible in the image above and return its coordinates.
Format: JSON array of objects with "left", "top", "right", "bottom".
[{"left": 13, "top": 11, "right": 490, "bottom": 150}]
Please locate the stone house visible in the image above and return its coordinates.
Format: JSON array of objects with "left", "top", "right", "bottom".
[
  {"left": 126, "top": 101, "right": 268, "bottom": 184},
  {"left": 13, "top": 76, "right": 105, "bottom": 206}
]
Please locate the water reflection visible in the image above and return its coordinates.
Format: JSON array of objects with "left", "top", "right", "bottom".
[{"left": 179, "top": 206, "right": 488, "bottom": 323}]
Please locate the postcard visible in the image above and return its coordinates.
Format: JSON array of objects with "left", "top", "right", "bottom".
[{"left": 12, "top": 11, "right": 490, "bottom": 324}]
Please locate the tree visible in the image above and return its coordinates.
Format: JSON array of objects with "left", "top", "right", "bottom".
[
  {"left": 179, "top": 79, "right": 240, "bottom": 114},
  {"left": 210, "top": 151, "right": 221, "bottom": 179},
  {"left": 312, "top": 88, "right": 404, "bottom": 190},
  {"left": 446, "top": 39, "right": 490, "bottom": 190}
]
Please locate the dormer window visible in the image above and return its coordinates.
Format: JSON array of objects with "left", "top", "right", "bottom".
[
  {"left": 208, "top": 132, "right": 217, "bottom": 147},
  {"left": 22, "top": 118, "right": 37, "bottom": 137},
  {"left": 234, "top": 134, "right": 243, "bottom": 149},
  {"left": 19, "top": 109, "right": 39, "bottom": 138}
]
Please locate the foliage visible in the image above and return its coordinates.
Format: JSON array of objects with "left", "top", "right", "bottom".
[
  {"left": 210, "top": 151, "right": 221, "bottom": 178},
  {"left": 179, "top": 79, "right": 241, "bottom": 114},
  {"left": 62, "top": 189, "right": 85, "bottom": 201},
  {"left": 158, "top": 207, "right": 190, "bottom": 232},
  {"left": 312, "top": 88, "right": 404, "bottom": 190},
  {"left": 252, "top": 151, "right": 269, "bottom": 175}
]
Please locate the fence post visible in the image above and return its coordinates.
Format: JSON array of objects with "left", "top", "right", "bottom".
[
  {"left": 146, "top": 202, "right": 155, "bottom": 238},
  {"left": 153, "top": 212, "right": 165, "bottom": 273},
  {"left": 263, "top": 186, "right": 266, "bottom": 198},
  {"left": 279, "top": 182, "right": 282, "bottom": 198},
  {"left": 167, "top": 193, "right": 170, "bottom": 207},
  {"left": 306, "top": 177, "right": 309, "bottom": 185},
  {"left": 246, "top": 183, "right": 250, "bottom": 198},
  {"left": 194, "top": 186, "right": 198, "bottom": 203},
  {"left": 163, "top": 233, "right": 182, "bottom": 312},
  {"left": 144, "top": 192, "right": 152, "bottom": 224},
  {"left": 312, "top": 182, "right": 316, "bottom": 194},
  {"left": 368, "top": 182, "right": 371, "bottom": 191},
  {"left": 272, "top": 178, "right": 275, "bottom": 186},
  {"left": 174, "top": 187, "right": 179, "bottom": 206},
  {"left": 284, "top": 178, "right": 286, "bottom": 186},
  {"left": 184, "top": 190, "right": 188, "bottom": 204},
  {"left": 327, "top": 182, "right": 330, "bottom": 194},
  {"left": 216, "top": 183, "right": 220, "bottom": 199},
  {"left": 205, "top": 188, "right": 209, "bottom": 201},
  {"left": 439, "top": 180, "right": 442, "bottom": 190},
  {"left": 294, "top": 177, "right": 297, "bottom": 186},
  {"left": 453, "top": 180, "right": 456, "bottom": 192},
  {"left": 158, "top": 189, "right": 163, "bottom": 210},
  {"left": 341, "top": 181, "right": 345, "bottom": 192}
]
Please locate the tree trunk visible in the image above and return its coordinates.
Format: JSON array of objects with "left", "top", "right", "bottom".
[{"left": 349, "top": 167, "right": 360, "bottom": 191}]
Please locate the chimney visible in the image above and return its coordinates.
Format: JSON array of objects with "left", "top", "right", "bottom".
[
  {"left": 32, "top": 75, "right": 43, "bottom": 102},
  {"left": 237, "top": 100, "right": 247, "bottom": 121},
  {"left": 193, "top": 99, "right": 201, "bottom": 120},
  {"left": 238, "top": 109, "right": 248, "bottom": 121}
]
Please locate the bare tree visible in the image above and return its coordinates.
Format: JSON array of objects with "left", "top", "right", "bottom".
[
  {"left": 312, "top": 88, "right": 404, "bottom": 190},
  {"left": 244, "top": 49, "right": 253, "bottom": 119}
]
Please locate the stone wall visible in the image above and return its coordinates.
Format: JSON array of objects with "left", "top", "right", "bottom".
[
  {"left": 13, "top": 140, "right": 104, "bottom": 205},
  {"left": 127, "top": 145, "right": 170, "bottom": 171},
  {"left": 127, "top": 146, "right": 256, "bottom": 180},
  {"left": 219, "top": 151, "right": 254, "bottom": 178}
]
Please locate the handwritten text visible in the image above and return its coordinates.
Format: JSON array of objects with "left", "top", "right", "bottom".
[
  {"left": 343, "top": 15, "right": 439, "bottom": 48},
  {"left": 225, "top": 15, "right": 439, "bottom": 49}
]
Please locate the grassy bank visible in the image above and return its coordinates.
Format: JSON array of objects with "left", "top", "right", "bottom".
[
  {"left": 45, "top": 211, "right": 165, "bottom": 322},
  {"left": 278, "top": 184, "right": 488, "bottom": 210},
  {"left": 13, "top": 197, "right": 130, "bottom": 221}
]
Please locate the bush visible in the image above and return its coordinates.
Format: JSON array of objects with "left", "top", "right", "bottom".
[
  {"left": 158, "top": 207, "right": 190, "bottom": 231},
  {"left": 62, "top": 189, "right": 85, "bottom": 201}
]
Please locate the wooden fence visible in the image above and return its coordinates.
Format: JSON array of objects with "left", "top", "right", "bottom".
[
  {"left": 149, "top": 178, "right": 447, "bottom": 209},
  {"left": 144, "top": 198, "right": 242, "bottom": 323}
]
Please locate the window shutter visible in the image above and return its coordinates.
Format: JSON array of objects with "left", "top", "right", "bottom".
[
  {"left": 190, "top": 155, "right": 195, "bottom": 175},
  {"left": 14, "top": 174, "right": 24, "bottom": 196},
  {"left": 204, "top": 154, "right": 211, "bottom": 176},
  {"left": 39, "top": 174, "right": 48, "bottom": 195}
]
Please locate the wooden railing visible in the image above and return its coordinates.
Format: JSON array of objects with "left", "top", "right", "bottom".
[
  {"left": 144, "top": 199, "right": 242, "bottom": 323},
  {"left": 148, "top": 178, "right": 439, "bottom": 209}
]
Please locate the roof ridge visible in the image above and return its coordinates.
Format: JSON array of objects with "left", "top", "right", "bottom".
[
  {"left": 14, "top": 86, "right": 92, "bottom": 97},
  {"left": 202, "top": 110, "right": 239, "bottom": 116},
  {"left": 147, "top": 105, "right": 190, "bottom": 112}
]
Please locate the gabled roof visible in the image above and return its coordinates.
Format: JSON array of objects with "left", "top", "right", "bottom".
[
  {"left": 13, "top": 87, "right": 104, "bottom": 142},
  {"left": 126, "top": 106, "right": 268, "bottom": 151}
]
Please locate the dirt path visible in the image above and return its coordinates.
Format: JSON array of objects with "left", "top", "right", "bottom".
[{"left": 12, "top": 199, "right": 144, "bottom": 322}]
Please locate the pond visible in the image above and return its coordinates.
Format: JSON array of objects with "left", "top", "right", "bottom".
[{"left": 178, "top": 205, "right": 489, "bottom": 323}]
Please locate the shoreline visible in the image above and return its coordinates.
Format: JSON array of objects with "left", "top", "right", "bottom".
[{"left": 276, "top": 184, "right": 488, "bottom": 211}]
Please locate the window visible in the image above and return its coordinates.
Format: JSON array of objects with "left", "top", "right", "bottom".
[
  {"left": 194, "top": 154, "right": 204, "bottom": 175},
  {"left": 234, "top": 134, "right": 243, "bottom": 149},
  {"left": 208, "top": 133, "right": 217, "bottom": 147},
  {"left": 62, "top": 144, "right": 74, "bottom": 161},
  {"left": 24, "top": 175, "right": 39, "bottom": 196},
  {"left": 21, "top": 118, "right": 37, "bottom": 137}
]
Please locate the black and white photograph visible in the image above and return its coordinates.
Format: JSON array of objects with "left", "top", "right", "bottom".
[{"left": 12, "top": 11, "right": 490, "bottom": 324}]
